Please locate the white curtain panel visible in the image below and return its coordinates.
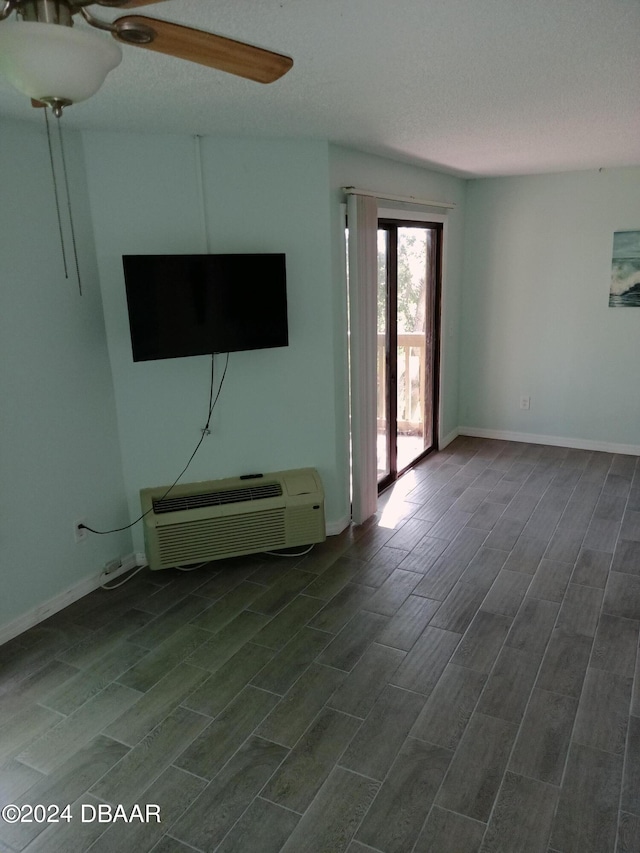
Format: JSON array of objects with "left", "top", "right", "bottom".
[{"left": 347, "top": 192, "right": 379, "bottom": 524}]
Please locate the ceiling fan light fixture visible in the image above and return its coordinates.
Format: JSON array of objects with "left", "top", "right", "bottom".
[
  {"left": 0, "top": 20, "right": 122, "bottom": 107},
  {"left": 114, "top": 19, "right": 155, "bottom": 46}
]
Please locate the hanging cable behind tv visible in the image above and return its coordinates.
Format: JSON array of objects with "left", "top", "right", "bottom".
[{"left": 81, "top": 351, "right": 229, "bottom": 537}]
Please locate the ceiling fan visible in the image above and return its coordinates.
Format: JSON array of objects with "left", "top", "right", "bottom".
[{"left": 0, "top": 0, "right": 294, "bottom": 116}]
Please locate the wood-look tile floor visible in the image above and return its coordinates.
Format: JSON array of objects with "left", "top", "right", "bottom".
[{"left": 2, "top": 436, "right": 640, "bottom": 852}]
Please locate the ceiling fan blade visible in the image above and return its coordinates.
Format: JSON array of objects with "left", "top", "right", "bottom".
[
  {"left": 31, "top": 99, "right": 46, "bottom": 108},
  {"left": 113, "top": 16, "right": 293, "bottom": 83},
  {"left": 97, "top": 1, "right": 170, "bottom": 7}
]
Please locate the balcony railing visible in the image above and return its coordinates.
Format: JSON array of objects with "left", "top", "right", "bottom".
[{"left": 377, "top": 332, "right": 426, "bottom": 433}]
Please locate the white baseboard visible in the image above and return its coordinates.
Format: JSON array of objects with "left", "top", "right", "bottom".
[
  {"left": 326, "top": 515, "right": 351, "bottom": 536},
  {"left": 439, "top": 427, "right": 460, "bottom": 450},
  {"left": 458, "top": 426, "right": 640, "bottom": 457},
  {"left": 9, "top": 422, "right": 635, "bottom": 648},
  {"left": 0, "top": 551, "right": 148, "bottom": 647}
]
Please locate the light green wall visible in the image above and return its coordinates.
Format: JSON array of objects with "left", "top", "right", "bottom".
[
  {"left": 82, "top": 132, "right": 349, "bottom": 548},
  {"left": 328, "top": 145, "right": 468, "bottom": 443},
  {"left": 460, "top": 167, "right": 640, "bottom": 449},
  {"left": 0, "top": 118, "right": 131, "bottom": 629},
  {"left": 1, "top": 125, "right": 466, "bottom": 636},
  {"left": 5, "top": 116, "right": 638, "bottom": 639}
]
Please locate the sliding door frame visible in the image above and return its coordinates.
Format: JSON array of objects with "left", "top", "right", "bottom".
[{"left": 377, "top": 218, "right": 443, "bottom": 493}]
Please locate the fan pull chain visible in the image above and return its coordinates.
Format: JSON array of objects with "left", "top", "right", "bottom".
[
  {"left": 56, "top": 116, "right": 83, "bottom": 296},
  {"left": 44, "top": 106, "right": 69, "bottom": 280}
]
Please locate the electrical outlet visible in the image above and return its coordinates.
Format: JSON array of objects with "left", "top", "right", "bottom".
[
  {"left": 74, "top": 519, "right": 87, "bottom": 544},
  {"left": 520, "top": 395, "right": 531, "bottom": 410}
]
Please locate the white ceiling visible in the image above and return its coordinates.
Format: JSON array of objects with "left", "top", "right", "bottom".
[{"left": 1, "top": 0, "right": 639, "bottom": 177}]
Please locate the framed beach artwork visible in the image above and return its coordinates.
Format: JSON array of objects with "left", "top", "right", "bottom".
[{"left": 610, "top": 230, "right": 640, "bottom": 307}]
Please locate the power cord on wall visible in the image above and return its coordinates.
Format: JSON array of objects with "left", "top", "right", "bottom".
[
  {"left": 93, "top": 352, "right": 229, "bottom": 591},
  {"left": 83, "top": 351, "right": 229, "bottom": 539}
]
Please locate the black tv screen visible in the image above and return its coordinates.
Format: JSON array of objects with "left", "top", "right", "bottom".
[{"left": 123, "top": 253, "right": 288, "bottom": 362}]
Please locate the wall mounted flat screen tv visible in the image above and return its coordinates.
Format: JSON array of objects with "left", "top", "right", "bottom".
[{"left": 123, "top": 253, "right": 288, "bottom": 362}]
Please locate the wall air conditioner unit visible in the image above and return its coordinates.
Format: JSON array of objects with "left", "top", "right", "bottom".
[{"left": 140, "top": 467, "right": 325, "bottom": 570}]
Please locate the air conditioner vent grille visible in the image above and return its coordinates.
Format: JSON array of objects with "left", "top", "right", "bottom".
[
  {"left": 155, "top": 508, "right": 287, "bottom": 565},
  {"left": 152, "top": 482, "right": 283, "bottom": 514},
  {"left": 141, "top": 467, "right": 325, "bottom": 570}
]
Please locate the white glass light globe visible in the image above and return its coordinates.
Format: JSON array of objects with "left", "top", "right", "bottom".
[{"left": 0, "top": 20, "right": 122, "bottom": 104}]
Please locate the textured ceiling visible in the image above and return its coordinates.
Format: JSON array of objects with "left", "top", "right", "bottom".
[{"left": 0, "top": 0, "right": 639, "bottom": 177}]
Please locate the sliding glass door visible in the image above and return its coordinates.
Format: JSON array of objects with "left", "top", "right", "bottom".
[{"left": 377, "top": 220, "right": 442, "bottom": 490}]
